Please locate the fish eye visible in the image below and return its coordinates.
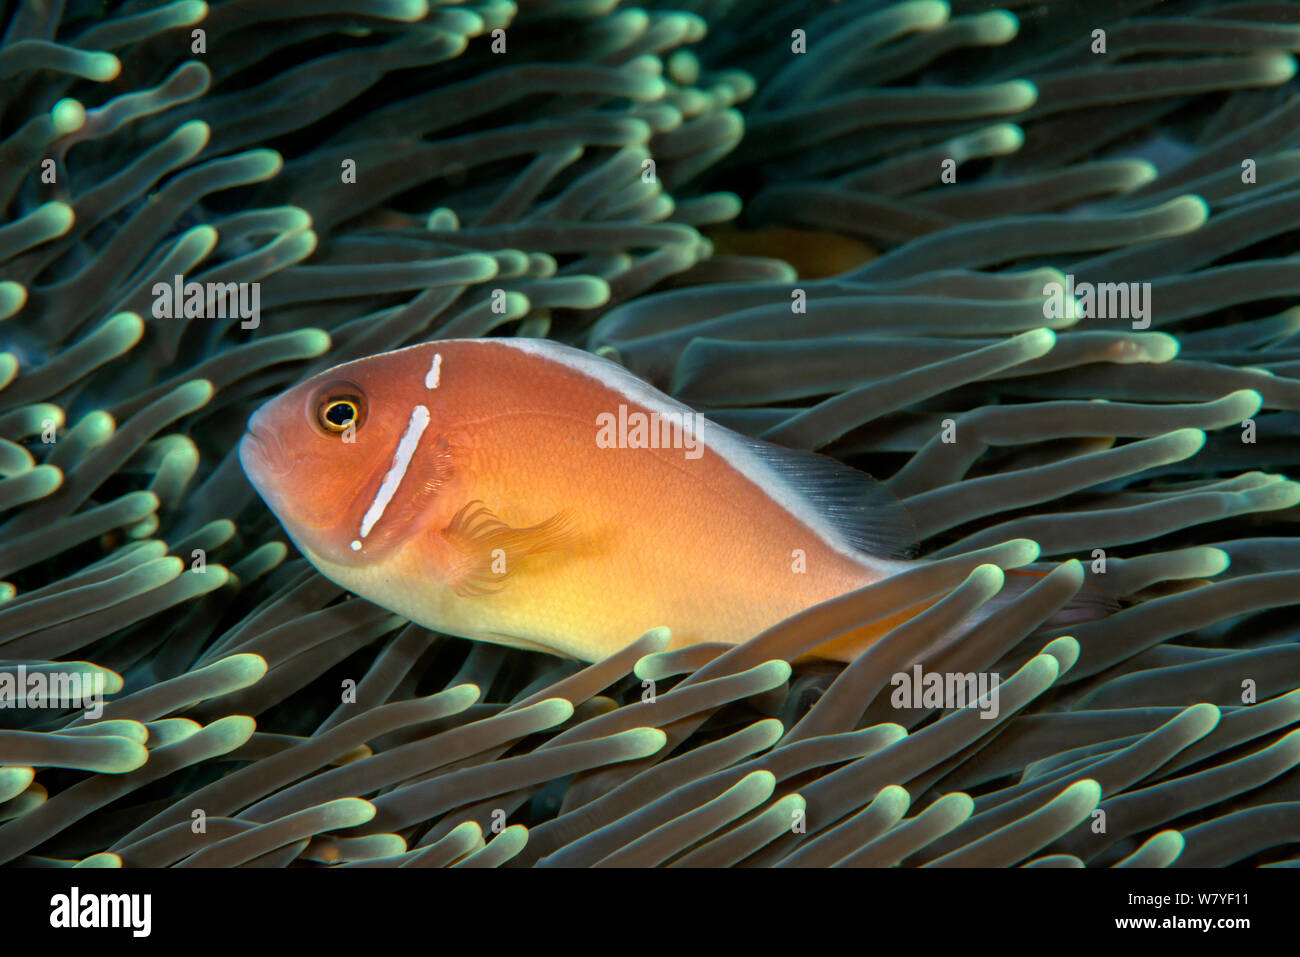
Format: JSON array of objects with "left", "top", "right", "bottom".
[{"left": 317, "top": 396, "right": 362, "bottom": 434}]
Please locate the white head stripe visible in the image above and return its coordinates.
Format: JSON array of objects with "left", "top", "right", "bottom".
[
  {"left": 359, "top": 404, "right": 430, "bottom": 539},
  {"left": 425, "top": 353, "right": 442, "bottom": 389}
]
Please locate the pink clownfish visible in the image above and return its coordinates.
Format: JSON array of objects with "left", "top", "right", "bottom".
[{"left": 239, "top": 338, "right": 1075, "bottom": 662}]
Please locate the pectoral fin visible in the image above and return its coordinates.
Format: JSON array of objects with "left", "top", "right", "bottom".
[{"left": 440, "top": 500, "right": 576, "bottom": 597}]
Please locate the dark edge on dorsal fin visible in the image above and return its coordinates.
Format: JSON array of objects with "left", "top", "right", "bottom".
[{"left": 731, "top": 433, "right": 919, "bottom": 561}]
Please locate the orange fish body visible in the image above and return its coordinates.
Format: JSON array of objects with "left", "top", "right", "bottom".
[{"left": 239, "top": 338, "right": 918, "bottom": 662}]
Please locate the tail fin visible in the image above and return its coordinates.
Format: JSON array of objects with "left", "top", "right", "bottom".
[
  {"left": 1001, "top": 565, "right": 1120, "bottom": 627},
  {"left": 807, "top": 562, "right": 1118, "bottom": 663}
]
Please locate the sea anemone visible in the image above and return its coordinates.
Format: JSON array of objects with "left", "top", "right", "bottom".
[{"left": 1, "top": 0, "right": 1299, "bottom": 868}]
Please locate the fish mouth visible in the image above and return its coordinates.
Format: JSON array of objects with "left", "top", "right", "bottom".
[{"left": 239, "top": 424, "right": 292, "bottom": 481}]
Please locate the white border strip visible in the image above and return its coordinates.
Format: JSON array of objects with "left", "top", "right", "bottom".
[{"left": 351, "top": 404, "right": 430, "bottom": 550}]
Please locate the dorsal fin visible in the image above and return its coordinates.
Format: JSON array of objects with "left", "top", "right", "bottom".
[
  {"left": 475, "top": 338, "right": 919, "bottom": 562},
  {"left": 729, "top": 434, "right": 919, "bottom": 560}
]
